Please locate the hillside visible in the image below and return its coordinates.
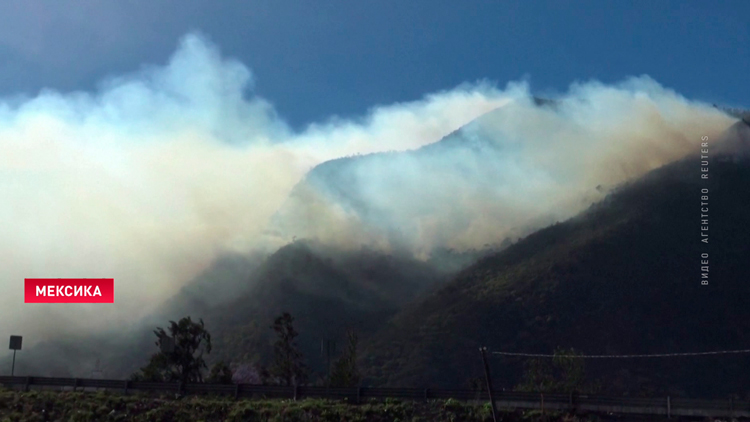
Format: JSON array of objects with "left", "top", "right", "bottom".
[
  {"left": 200, "top": 241, "right": 460, "bottom": 375},
  {"left": 3, "top": 243, "right": 450, "bottom": 379},
  {"left": 359, "top": 120, "right": 750, "bottom": 398}
]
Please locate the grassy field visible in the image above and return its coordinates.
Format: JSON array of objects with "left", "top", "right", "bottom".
[{"left": 0, "top": 389, "right": 605, "bottom": 422}]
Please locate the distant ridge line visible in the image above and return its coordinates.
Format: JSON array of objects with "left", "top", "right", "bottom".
[
  {"left": 530, "top": 96, "right": 749, "bottom": 122},
  {"left": 718, "top": 105, "right": 750, "bottom": 124}
]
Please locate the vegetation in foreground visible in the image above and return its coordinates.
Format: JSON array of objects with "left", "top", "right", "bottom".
[{"left": 0, "top": 389, "right": 609, "bottom": 422}]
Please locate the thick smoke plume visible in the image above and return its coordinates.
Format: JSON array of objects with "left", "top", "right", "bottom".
[
  {"left": 0, "top": 32, "right": 735, "bottom": 348},
  {"left": 271, "top": 79, "right": 736, "bottom": 256}
]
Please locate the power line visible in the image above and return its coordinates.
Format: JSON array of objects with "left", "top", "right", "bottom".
[{"left": 490, "top": 349, "right": 750, "bottom": 358}]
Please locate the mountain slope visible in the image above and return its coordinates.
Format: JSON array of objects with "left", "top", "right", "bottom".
[
  {"left": 359, "top": 120, "right": 750, "bottom": 398},
  {"left": 197, "top": 241, "right": 457, "bottom": 375}
]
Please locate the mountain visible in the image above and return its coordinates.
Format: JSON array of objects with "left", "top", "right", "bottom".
[
  {"left": 358, "top": 119, "right": 750, "bottom": 398},
  {"left": 267, "top": 98, "right": 562, "bottom": 255},
  {"left": 199, "top": 241, "right": 460, "bottom": 375}
]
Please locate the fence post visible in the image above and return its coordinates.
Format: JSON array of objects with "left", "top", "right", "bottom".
[
  {"left": 356, "top": 387, "right": 361, "bottom": 404},
  {"left": 424, "top": 388, "right": 429, "bottom": 400},
  {"left": 293, "top": 385, "right": 299, "bottom": 401},
  {"left": 25, "top": 376, "right": 31, "bottom": 392},
  {"left": 73, "top": 378, "right": 79, "bottom": 392},
  {"left": 234, "top": 383, "right": 240, "bottom": 400},
  {"left": 667, "top": 396, "right": 671, "bottom": 419},
  {"left": 541, "top": 393, "right": 544, "bottom": 415},
  {"left": 123, "top": 380, "right": 129, "bottom": 395}
]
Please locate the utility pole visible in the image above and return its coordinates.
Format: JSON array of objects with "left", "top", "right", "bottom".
[{"left": 480, "top": 347, "right": 499, "bottom": 422}]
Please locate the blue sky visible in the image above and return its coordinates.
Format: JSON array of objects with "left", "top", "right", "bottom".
[{"left": 0, "top": 0, "right": 748, "bottom": 129}]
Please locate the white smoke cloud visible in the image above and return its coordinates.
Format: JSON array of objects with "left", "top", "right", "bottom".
[
  {"left": 273, "top": 78, "right": 735, "bottom": 256},
  {"left": 0, "top": 33, "right": 514, "bottom": 344}
]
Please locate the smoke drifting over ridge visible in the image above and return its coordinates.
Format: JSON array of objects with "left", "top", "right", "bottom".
[
  {"left": 0, "top": 32, "right": 736, "bottom": 345},
  {"left": 272, "top": 79, "right": 736, "bottom": 256}
]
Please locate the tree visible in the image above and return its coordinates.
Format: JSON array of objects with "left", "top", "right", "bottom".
[
  {"left": 552, "top": 347, "right": 585, "bottom": 392},
  {"left": 329, "top": 330, "right": 361, "bottom": 387},
  {"left": 207, "top": 361, "right": 233, "bottom": 384},
  {"left": 131, "top": 316, "right": 212, "bottom": 383},
  {"left": 268, "top": 312, "right": 308, "bottom": 386},
  {"left": 515, "top": 347, "right": 588, "bottom": 393},
  {"left": 516, "top": 356, "right": 557, "bottom": 392}
]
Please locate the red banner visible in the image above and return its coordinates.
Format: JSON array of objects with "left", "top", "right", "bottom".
[{"left": 24, "top": 278, "right": 114, "bottom": 303}]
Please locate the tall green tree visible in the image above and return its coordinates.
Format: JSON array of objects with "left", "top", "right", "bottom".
[
  {"left": 269, "top": 312, "right": 308, "bottom": 386},
  {"left": 131, "top": 316, "right": 212, "bottom": 383},
  {"left": 329, "top": 330, "right": 361, "bottom": 387},
  {"left": 515, "top": 347, "right": 589, "bottom": 393}
]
